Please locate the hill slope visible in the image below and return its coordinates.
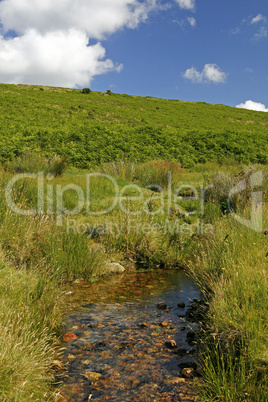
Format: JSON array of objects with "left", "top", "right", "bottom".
[{"left": 0, "top": 84, "right": 267, "bottom": 167}]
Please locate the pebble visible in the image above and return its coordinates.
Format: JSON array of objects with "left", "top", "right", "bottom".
[
  {"left": 165, "top": 377, "right": 186, "bottom": 385},
  {"left": 63, "top": 333, "right": 78, "bottom": 342},
  {"left": 160, "top": 321, "right": 169, "bottom": 327},
  {"left": 165, "top": 340, "right": 177, "bottom": 349},
  {"left": 157, "top": 302, "right": 167, "bottom": 310},
  {"left": 181, "top": 368, "right": 195, "bottom": 378},
  {"left": 83, "top": 371, "right": 102, "bottom": 381}
]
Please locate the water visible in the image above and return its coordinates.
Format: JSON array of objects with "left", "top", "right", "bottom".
[{"left": 59, "top": 270, "right": 202, "bottom": 401}]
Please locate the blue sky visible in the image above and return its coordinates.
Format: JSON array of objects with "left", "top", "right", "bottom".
[{"left": 0, "top": 0, "right": 267, "bottom": 110}]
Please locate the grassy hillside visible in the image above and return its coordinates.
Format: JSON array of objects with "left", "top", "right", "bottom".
[
  {"left": 0, "top": 84, "right": 267, "bottom": 167},
  {"left": 0, "top": 84, "right": 267, "bottom": 400}
]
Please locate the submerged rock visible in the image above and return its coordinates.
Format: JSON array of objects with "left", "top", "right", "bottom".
[
  {"left": 83, "top": 371, "right": 102, "bottom": 381},
  {"left": 181, "top": 367, "right": 195, "bottom": 378},
  {"left": 157, "top": 302, "right": 167, "bottom": 310},
  {"left": 140, "top": 322, "right": 149, "bottom": 328},
  {"left": 165, "top": 377, "right": 186, "bottom": 385},
  {"left": 186, "top": 330, "right": 197, "bottom": 346},
  {"left": 165, "top": 340, "right": 177, "bottom": 349},
  {"left": 160, "top": 321, "right": 169, "bottom": 327},
  {"left": 63, "top": 333, "right": 78, "bottom": 342}
]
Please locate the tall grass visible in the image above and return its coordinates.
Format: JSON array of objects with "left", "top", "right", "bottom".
[
  {"left": 0, "top": 251, "right": 61, "bottom": 401},
  {"left": 102, "top": 159, "right": 185, "bottom": 189},
  {"left": 0, "top": 159, "right": 266, "bottom": 400},
  {"left": 188, "top": 189, "right": 268, "bottom": 400},
  {"left": 0, "top": 168, "right": 109, "bottom": 400},
  {"left": 5, "top": 152, "right": 67, "bottom": 176}
]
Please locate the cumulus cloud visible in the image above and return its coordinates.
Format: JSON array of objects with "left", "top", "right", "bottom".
[
  {"left": 0, "top": 0, "right": 159, "bottom": 87},
  {"left": 175, "top": 0, "right": 195, "bottom": 10},
  {"left": 0, "top": 0, "right": 204, "bottom": 87},
  {"left": 183, "top": 64, "right": 227, "bottom": 84},
  {"left": 0, "top": 0, "right": 157, "bottom": 39},
  {"left": 236, "top": 100, "right": 268, "bottom": 112},
  {"left": 251, "top": 14, "right": 266, "bottom": 24},
  {"left": 0, "top": 29, "right": 122, "bottom": 87}
]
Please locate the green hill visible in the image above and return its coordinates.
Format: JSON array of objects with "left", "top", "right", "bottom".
[{"left": 0, "top": 83, "right": 267, "bottom": 167}]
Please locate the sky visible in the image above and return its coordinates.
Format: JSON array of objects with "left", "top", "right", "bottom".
[{"left": 0, "top": 0, "right": 267, "bottom": 111}]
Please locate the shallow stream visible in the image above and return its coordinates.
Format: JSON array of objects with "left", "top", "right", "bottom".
[{"left": 59, "top": 270, "right": 202, "bottom": 401}]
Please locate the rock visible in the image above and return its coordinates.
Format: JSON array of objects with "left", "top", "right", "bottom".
[
  {"left": 63, "top": 333, "right": 78, "bottom": 342},
  {"left": 186, "top": 330, "right": 196, "bottom": 339},
  {"left": 186, "top": 299, "right": 208, "bottom": 322},
  {"left": 83, "top": 371, "right": 102, "bottom": 381},
  {"left": 147, "top": 348, "right": 159, "bottom": 354},
  {"left": 140, "top": 322, "right": 149, "bottom": 328},
  {"left": 67, "top": 354, "right": 75, "bottom": 360},
  {"left": 165, "top": 377, "right": 186, "bottom": 385},
  {"left": 177, "top": 302, "right": 186, "bottom": 308},
  {"left": 186, "top": 330, "right": 197, "bottom": 345},
  {"left": 178, "top": 361, "right": 197, "bottom": 370},
  {"left": 160, "top": 321, "right": 169, "bottom": 327},
  {"left": 106, "top": 262, "right": 125, "bottom": 274},
  {"left": 157, "top": 302, "right": 167, "bottom": 310},
  {"left": 174, "top": 348, "right": 187, "bottom": 355},
  {"left": 148, "top": 184, "right": 163, "bottom": 193},
  {"left": 165, "top": 340, "right": 177, "bottom": 349},
  {"left": 186, "top": 310, "right": 195, "bottom": 321},
  {"left": 181, "top": 367, "right": 195, "bottom": 378}
]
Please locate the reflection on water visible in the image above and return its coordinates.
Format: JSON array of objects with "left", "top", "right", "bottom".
[{"left": 60, "top": 271, "right": 201, "bottom": 401}]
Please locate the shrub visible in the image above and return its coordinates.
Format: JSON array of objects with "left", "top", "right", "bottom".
[
  {"left": 81, "top": 88, "right": 91, "bottom": 94},
  {"left": 204, "top": 168, "right": 254, "bottom": 214},
  {"left": 101, "top": 159, "right": 136, "bottom": 181},
  {"left": 5, "top": 152, "right": 67, "bottom": 176},
  {"left": 106, "top": 89, "right": 112, "bottom": 95}
]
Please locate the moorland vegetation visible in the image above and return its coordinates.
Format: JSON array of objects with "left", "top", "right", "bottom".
[{"left": 0, "top": 84, "right": 267, "bottom": 401}]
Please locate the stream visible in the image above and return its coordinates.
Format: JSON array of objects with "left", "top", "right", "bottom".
[{"left": 58, "top": 270, "right": 203, "bottom": 401}]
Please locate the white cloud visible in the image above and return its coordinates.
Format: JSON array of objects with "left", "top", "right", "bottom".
[
  {"left": 183, "top": 67, "right": 202, "bottom": 83},
  {"left": 251, "top": 14, "right": 266, "bottom": 24},
  {"left": 253, "top": 26, "right": 268, "bottom": 41},
  {"left": 187, "top": 17, "right": 196, "bottom": 27},
  {"left": 230, "top": 27, "right": 240, "bottom": 35},
  {"left": 0, "top": 0, "right": 159, "bottom": 87},
  {"left": 0, "top": 0, "right": 203, "bottom": 88},
  {"left": 0, "top": 0, "right": 157, "bottom": 39},
  {"left": 175, "top": 0, "right": 195, "bottom": 11},
  {"left": 236, "top": 100, "right": 268, "bottom": 112},
  {"left": 175, "top": 16, "right": 196, "bottom": 29},
  {"left": 0, "top": 29, "right": 122, "bottom": 87},
  {"left": 231, "top": 14, "right": 268, "bottom": 40},
  {"left": 183, "top": 64, "right": 227, "bottom": 84}
]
